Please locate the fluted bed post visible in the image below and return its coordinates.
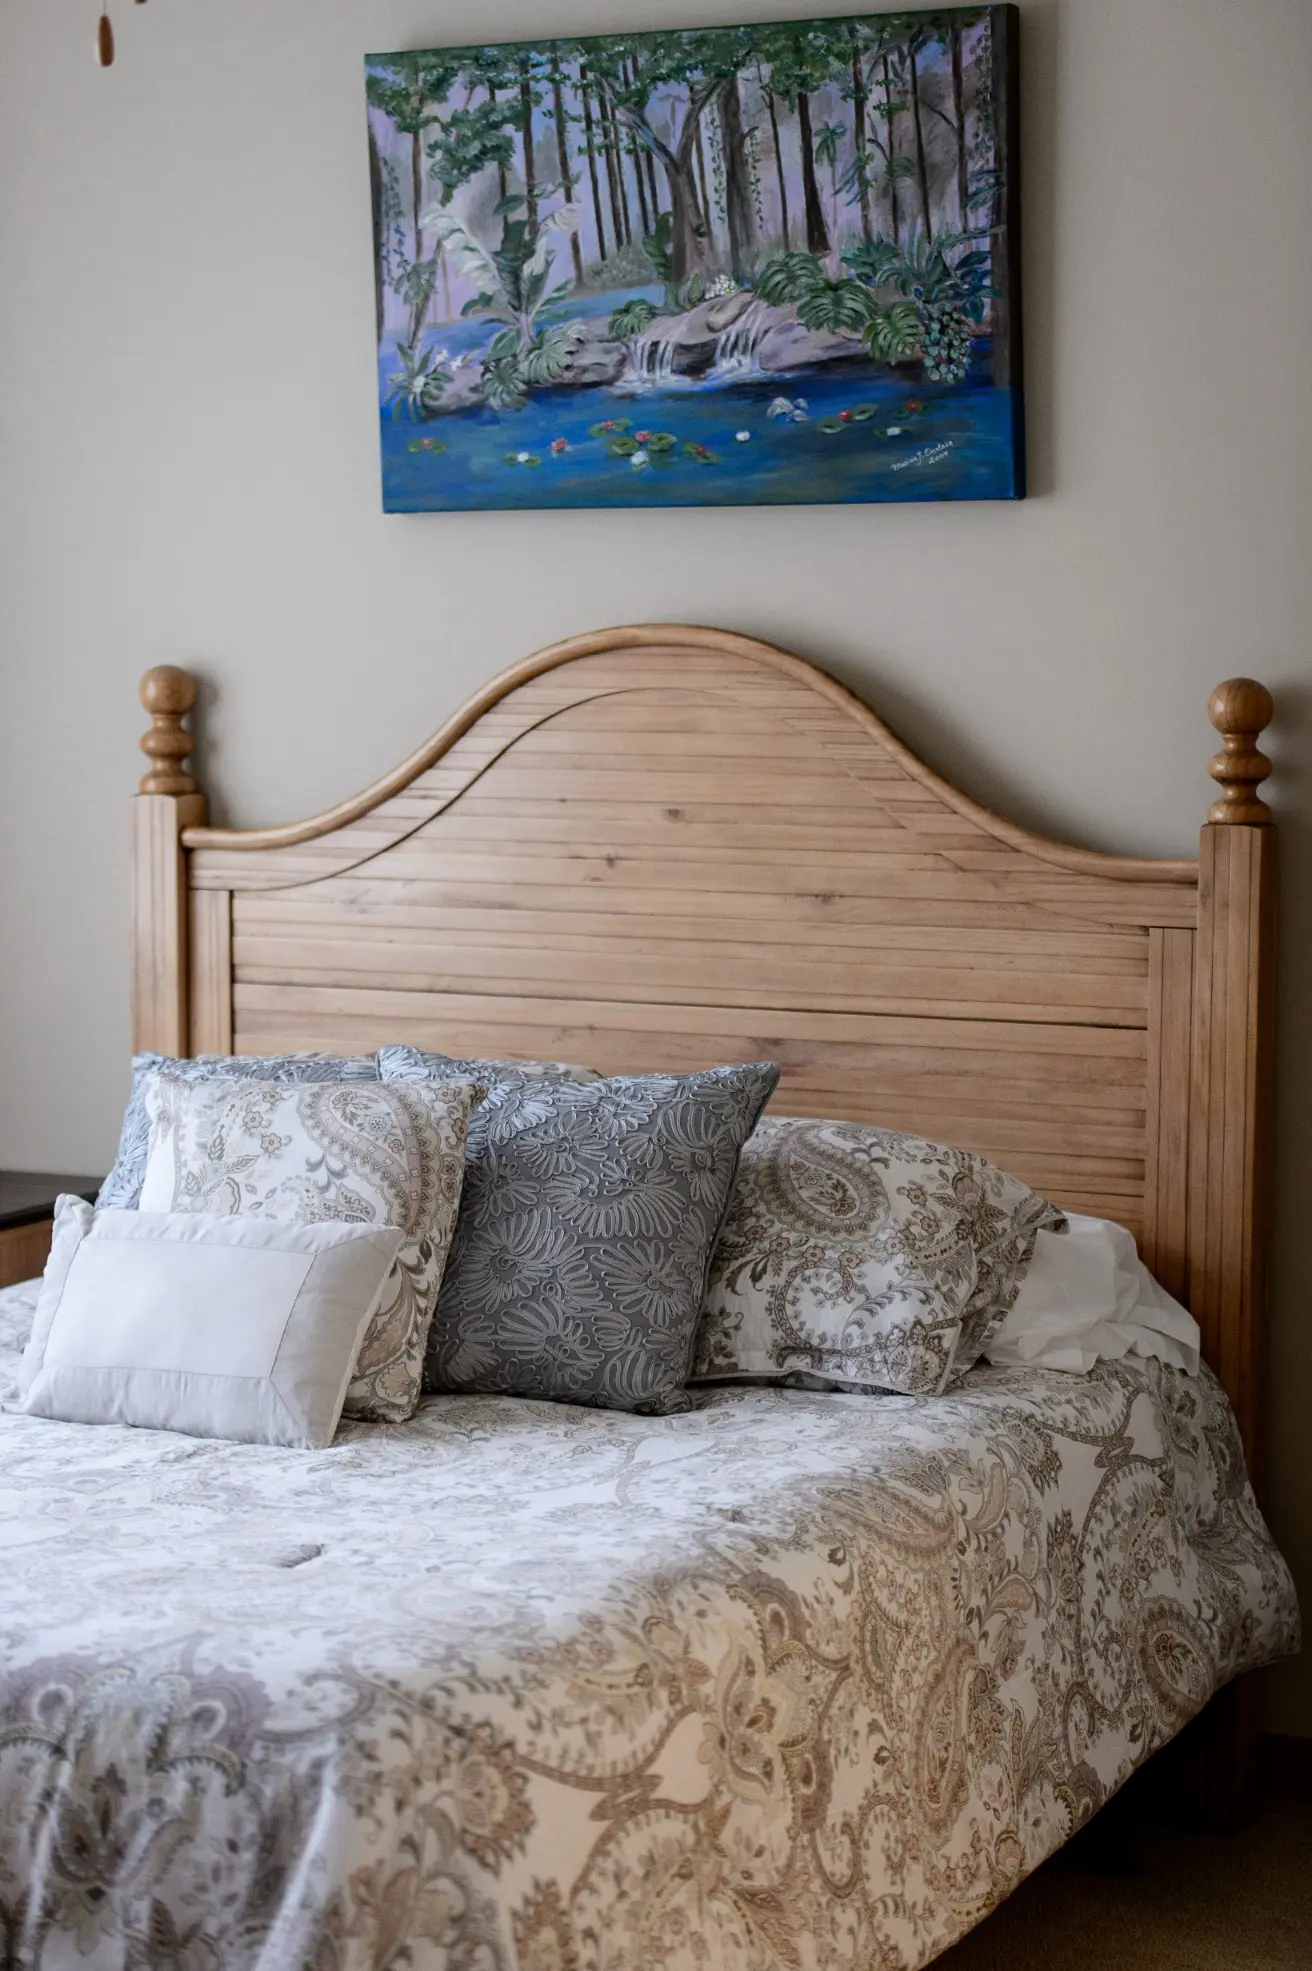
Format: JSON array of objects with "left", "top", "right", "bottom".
[
  {"left": 1186, "top": 680, "right": 1276, "bottom": 1835},
  {"left": 132, "top": 667, "right": 206, "bottom": 1055},
  {"left": 1188, "top": 679, "right": 1277, "bottom": 1482}
]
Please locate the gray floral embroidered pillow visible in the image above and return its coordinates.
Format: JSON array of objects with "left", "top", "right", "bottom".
[
  {"left": 379, "top": 1040, "right": 603, "bottom": 1225},
  {"left": 415, "top": 1063, "right": 779, "bottom": 1414},
  {"left": 139, "top": 1074, "right": 483, "bottom": 1423},
  {"left": 694, "top": 1116, "right": 1065, "bottom": 1398},
  {"left": 378, "top": 1046, "right": 601, "bottom": 1096},
  {"left": 98, "top": 1051, "right": 379, "bottom": 1211}
]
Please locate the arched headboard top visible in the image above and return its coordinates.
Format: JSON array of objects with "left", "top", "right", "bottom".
[
  {"left": 130, "top": 625, "right": 1276, "bottom": 1471},
  {"left": 176, "top": 625, "right": 1198, "bottom": 883}
]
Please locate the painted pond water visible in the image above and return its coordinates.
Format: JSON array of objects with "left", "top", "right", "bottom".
[{"left": 379, "top": 324, "right": 1019, "bottom": 513}]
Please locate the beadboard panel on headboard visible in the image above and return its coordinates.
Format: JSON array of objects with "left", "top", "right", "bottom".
[{"left": 180, "top": 641, "right": 1201, "bottom": 1258}]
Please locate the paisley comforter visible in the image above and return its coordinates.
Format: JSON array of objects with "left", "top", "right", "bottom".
[{"left": 0, "top": 1279, "right": 1297, "bottom": 1971}]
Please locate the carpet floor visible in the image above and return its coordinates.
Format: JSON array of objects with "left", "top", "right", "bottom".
[{"left": 935, "top": 1815, "right": 1311, "bottom": 1969}]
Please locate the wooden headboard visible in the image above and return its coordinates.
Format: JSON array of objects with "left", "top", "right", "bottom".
[{"left": 130, "top": 625, "right": 1277, "bottom": 1470}]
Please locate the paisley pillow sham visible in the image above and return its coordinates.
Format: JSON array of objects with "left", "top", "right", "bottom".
[
  {"left": 139, "top": 1073, "right": 483, "bottom": 1423},
  {"left": 98, "top": 1051, "right": 379, "bottom": 1211},
  {"left": 694, "top": 1115, "right": 1065, "bottom": 1397},
  {"left": 409, "top": 1062, "right": 779, "bottom": 1413}
]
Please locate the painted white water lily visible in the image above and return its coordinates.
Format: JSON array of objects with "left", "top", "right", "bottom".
[
  {"left": 630, "top": 449, "right": 650, "bottom": 468},
  {"left": 735, "top": 430, "right": 752, "bottom": 442}
]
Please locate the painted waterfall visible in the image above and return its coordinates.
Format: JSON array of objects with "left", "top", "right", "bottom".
[{"left": 367, "top": 8, "right": 1022, "bottom": 513}]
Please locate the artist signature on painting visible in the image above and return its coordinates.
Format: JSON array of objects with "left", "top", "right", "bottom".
[{"left": 891, "top": 439, "right": 956, "bottom": 472}]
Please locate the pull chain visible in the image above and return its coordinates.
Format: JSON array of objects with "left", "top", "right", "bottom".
[{"left": 97, "top": 0, "right": 148, "bottom": 68}]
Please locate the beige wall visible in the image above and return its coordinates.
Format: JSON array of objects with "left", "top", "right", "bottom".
[{"left": 1, "top": 0, "right": 1308, "bottom": 1725}]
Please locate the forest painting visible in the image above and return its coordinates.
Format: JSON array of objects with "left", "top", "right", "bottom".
[{"left": 366, "top": 8, "right": 1022, "bottom": 513}]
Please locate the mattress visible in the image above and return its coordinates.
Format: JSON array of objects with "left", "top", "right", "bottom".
[{"left": 0, "top": 1278, "right": 1297, "bottom": 1971}]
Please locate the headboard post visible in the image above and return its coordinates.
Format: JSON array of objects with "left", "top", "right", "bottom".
[
  {"left": 132, "top": 668, "right": 206, "bottom": 1055},
  {"left": 1187, "top": 681, "right": 1277, "bottom": 1490}
]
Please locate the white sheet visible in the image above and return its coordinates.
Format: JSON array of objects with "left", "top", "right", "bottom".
[{"left": 986, "top": 1213, "right": 1201, "bottom": 1373}]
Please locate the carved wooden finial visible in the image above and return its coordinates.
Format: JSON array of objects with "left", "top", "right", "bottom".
[
  {"left": 138, "top": 666, "right": 199, "bottom": 795},
  {"left": 1206, "top": 678, "right": 1274, "bottom": 825},
  {"left": 1205, "top": 678, "right": 1268, "bottom": 823}
]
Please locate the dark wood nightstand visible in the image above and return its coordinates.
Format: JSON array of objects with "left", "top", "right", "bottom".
[{"left": 0, "top": 1172, "right": 102, "bottom": 1289}]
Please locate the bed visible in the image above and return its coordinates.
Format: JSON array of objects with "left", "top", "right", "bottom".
[{"left": 0, "top": 625, "right": 1296, "bottom": 1970}]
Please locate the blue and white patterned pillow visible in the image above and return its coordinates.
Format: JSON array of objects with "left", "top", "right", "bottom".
[
  {"left": 378, "top": 1045, "right": 602, "bottom": 1165},
  {"left": 378, "top": 1046, "right": 601, "bottom": 1088},
  {"left": 97, "top": 1052, "right": 379, "bottom": 1210},
  {"left": 379, "top": 1053, "right": 779, "bottom": 1413}
]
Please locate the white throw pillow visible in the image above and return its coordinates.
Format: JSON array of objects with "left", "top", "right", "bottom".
[
  {"left": 139, "top": 1073, "right": 482, "bottom": 1422},
  {"left": 15, "top": 1198, "right": 403, "bottom": 1448}
]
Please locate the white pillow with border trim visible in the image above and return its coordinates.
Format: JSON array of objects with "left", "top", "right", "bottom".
[{"left": 15, "top": 1197, "right": 402, "bottom": 1448}]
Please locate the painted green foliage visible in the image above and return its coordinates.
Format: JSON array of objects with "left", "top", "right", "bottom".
[{"left": 368, "top": 9, "right": 1008, "bottom": 415}]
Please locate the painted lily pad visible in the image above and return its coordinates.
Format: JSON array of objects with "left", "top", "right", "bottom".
[
  {"left": 683, "top": 442, "right": 721, "bottom": 464},
  {"left": 818, "top": 417, "right": 845, "bottom": 434},
  {"left": 852, "top": 405, "right": 878, "bottom": 422},
  {"left": 608, "top": 435, "right": 640, "bottom": 456},
  {"left": 646, "top": 432, "right": 677, "bottom": 454},
  {"left": 504, "top": 451, "right": 541, "bottom": 466},
  {"left": 590, "top": 418, "right": 632, "bottom": 437}
]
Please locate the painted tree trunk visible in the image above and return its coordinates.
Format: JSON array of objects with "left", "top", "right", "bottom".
[
  {"left": 578, "top": 72, "right": 608, "bottom": 262},
  {"left": 517, "top": 60, "right": 538, "bottom": 241},
  {"left": 950, "top": 21, "right": 968, "bottom": 232},
  {"left": 627, "top": 101, "right": 716, "bottom": 286},
  {"left": 621, "top": 61, "right": 651, "bottom": 242},
  {"left": 882, "top": 56, "right": 901, "bottom": 246},
  {"left": 717, "top": 75, "right": 757, "bottom": 282},
  {"left": 409, "top": 127, "right": 428, "bottom": 344},
  {"left": 850, "top": 49, "right": 873, "bottom": 243},
  {"left": 487, "top": 85, "right": 509, "bottom": 206},
  {"left": 368, "top": 123, "right": 385, "bottom": 343},
  {"left": 764, "top": 87, "right": 790, "bottom": 250},
  {"left": 550, "top": 64, "right": 583, "bottom": 283},
  {"left": 410, "top": 128, "right": 424, "bottom": 271},
  {"left": 601, "top": 91, "right": 626, "bottom": 247},
  {"left": 694, "top": 123, "right": 714, "bottom": 252},
  {"left": 908, "top": 42, "right": 933, "bottom": 242},
  {"left": 615, "top": 110, "right": 634, "bottom": 244},
  {"left": 645, "top": 150, "right": 661, "bottom": 221},
  {"left": 662, "top": 161, "right": 714, "bottom": 284},
  {"left": 632, "top": 138, "right": 651, "bottom": 236},
  {"left": 795, "top": 90, "right": 831, "bottom": 257}
]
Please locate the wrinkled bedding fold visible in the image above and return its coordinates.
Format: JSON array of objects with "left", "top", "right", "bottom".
[{"left": 0, "top": 1279, "right": 1297, "bottom": 1971}]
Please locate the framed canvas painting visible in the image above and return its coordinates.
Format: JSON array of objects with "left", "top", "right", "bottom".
[{"left": 366, "top": 7, "right": 1022, "bottom": 512}]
